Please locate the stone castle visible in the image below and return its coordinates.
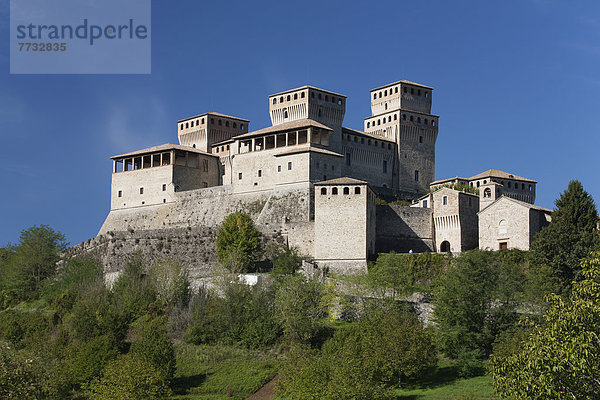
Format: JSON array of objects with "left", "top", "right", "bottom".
[{"left": 83, "top": 79, "right": 550, "bottom": 276}]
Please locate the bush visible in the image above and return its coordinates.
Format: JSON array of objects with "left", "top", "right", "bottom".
[
  {"left": 87, "top": 354, "right": 172, "bottom": 400},
  {"left": 274, "top": 275, "right": 329, "bottom": 345},
  {"left": 266, "top": 244, "right": 304, "bottom": 275},
  {"left": 277, "top": 304, "right": 436, "bottom": 399},
  {"left": 0, "top": 342, "right": 48, "bottom": 400},
  {"left": 130, "top": 315, "right": 176, "bottom": 381},
  {"left": 66, "top": 334, "right": 119, "bottom": 387},
  {"left": 147, "top": 259, "right": 191, "bottom": 309}
]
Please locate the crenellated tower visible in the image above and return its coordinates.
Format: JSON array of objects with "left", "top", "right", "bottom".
[{"left": 363, "top": 80, "right": 438, "bottom": 195}]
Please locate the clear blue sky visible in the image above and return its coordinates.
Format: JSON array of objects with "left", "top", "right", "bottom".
[{"left": 1, "top": 0, "right": 599, "bottom": 246}]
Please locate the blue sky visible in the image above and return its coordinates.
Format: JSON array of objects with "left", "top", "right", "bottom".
[{"left": 0, "top": 0, "right": 599, "bottom": 246}]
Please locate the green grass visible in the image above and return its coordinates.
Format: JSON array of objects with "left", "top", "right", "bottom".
[
  {"left": 396, "top": 360, "right": 497, "bottom": 400},
  {"left": 169, "top": 341, "right": 280, "bottom": 400}
]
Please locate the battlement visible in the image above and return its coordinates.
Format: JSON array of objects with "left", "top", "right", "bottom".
[
  {"left": 177, "top": 112, "right": 249, "bottom": 152},
  {"left": 268, "top": 86, "right": 346, "bottom": 128},
  {"left": 370, "top": 80, "right": 433, "bottom": 116}
]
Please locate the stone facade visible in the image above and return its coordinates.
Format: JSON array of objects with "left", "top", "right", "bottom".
[
  {"left": 478, "top": 196, "right": 551, "bottom": 250},
  {"left": 83, "top": 79, "right": 550, "bottom": 277}
]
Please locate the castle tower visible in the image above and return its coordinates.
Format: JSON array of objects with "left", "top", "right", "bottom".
[
  {"left": 479, "top": 181, "right": 503, "bottom": 210},
  {"left": 177, "top": 112, "right": 250, "bottom": 153},
  {"left": 363, "top": 80, "right": 439, "bottom": 195},
  {"left": 313, "top": 177, "right": 376, "bottom": 274},
  {"left": 268, "top": 86, "right": 346, "bottom": 153}
]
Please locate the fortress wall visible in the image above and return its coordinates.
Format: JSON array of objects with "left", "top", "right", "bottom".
[
  {"left": 99, "top": 183, "right": 313, "bottom": 235},
  {"left": 375, "top": 205, "right": 434, "bottom": 253}
]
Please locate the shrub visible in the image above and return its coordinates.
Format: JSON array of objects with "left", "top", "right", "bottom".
[
  {"left": 130, "top": 315, "right": 176, "bottom": 381},
  {"left": 87, "top": 354, "right": 172, "bottom": 400},
  {"left": 266, "top": 244, "right": 304, "bottom": 275},
  {"left": 0, "top": 342, "right": 48, "bottom": 400}
]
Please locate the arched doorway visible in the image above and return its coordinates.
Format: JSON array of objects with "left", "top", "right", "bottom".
[{"left": 440, "top": 241, "right": 451, "bottom": 253}]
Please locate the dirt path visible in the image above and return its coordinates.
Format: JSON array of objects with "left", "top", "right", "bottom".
[{"left": 245, "top": 375, "right": 280, "bottom": 400}]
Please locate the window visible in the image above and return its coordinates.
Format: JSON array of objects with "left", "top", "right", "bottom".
[
  {"left": 346, "top": 152, "right": 351, "bottom": 166},
  {"left": 203, "top": 159, "right": 209, "bottom": 172},
  {"left": 201, "top": 118, "right": 205, "bottom": 124},
  {"left": 395, "top": 87, "right": 398, "bottom": 93},
  {"left": 411, "top": 88, "right": 414, "bottom": 94},
  {"left": 418, "top": 89, "right": 421, "bottom": 96},
  {"left": 419, "top": 136, "right": 423, "bottom": 143},
  {"left": 414, "top": 170, "right": 419, "bottom": 182},
  {"left": 332, "top": 187, "right": 338, "bottom": 195},
  {"left": 279, "top": 96, "right": 283, "bottom": 102},
  {"left": 423, "top": 199, "right": 428, "bottom": 208},
  {"left": 316, "top": 162, "right": 320, "bottom": 168},
  {"left": 287, "top": 95, "right": 291, "bottom": 101},
  {"left": 288, "top": 162, "right": 292, "bottom": 170},
  {"left": 225, "top": 121, "right": 229, "bottom": 127},
  {"left": 284, "top": 109, "right": 288, "bottom": 119},
  {"left": 238, "top": 173, "right": 242, "bottom": 180},
  {"left": 499, "top": 242, "right": 508, "bottom": 250},
  {"left": 367, "top": 122, "right": 370, "bottom": 128},
  {"left": 139, "top": 187, "right": 144, "bottom": 194},
  {"left": 325, "top": 95, "right": 329, "bottom": 101},
  {"left": 233, "top": 122, "right": 237, "bottom": 128},
  {"left": 484, "top": 188, "right": 492, "bottom": 198},
  {"left": 443, "top": 196, "right": 447, "bottom": 205},
  {"left": 185, "top": 122, "right": 189, "bottom": 129},
  {"left": 301, "top": 92, "right": 305, "bottom": 98},
  {"left": 374, "top": 93, "right": 377, "bottom": 99},
  {"left": 394, "top": 114, "right": 397, "bottom": 120},
  {"left": 403, "top": 87, "right": 407, "bottom": 93},
  {"left": 321, "top": 187, "right": 327, "bottom": 195},
  {"left": 118, "top": 190, "right": 122, "bottom": 197},
  {"left": 273, "top": 98, "right": 277, "bottom": 104},
  {"left": 469, "top": 197, "right": 472, "bottom": 206},
  {"left": 417, "top": 117, "right": 421, "bottom": 123},
  {"left": 383, "top": 160, "right": 387, "bottom": 173},
  {"left": 343, "top": 187, "right": 349, "bottom": 195},
  {"left": 162, "top": 184, "right": 166, "bottom": 191},
  {"left": 294, "top": 93, "right": 298, "bottom": 100},
  {"left": 410, "top": 116, "right": 414, "bottom": 122},
  {"left": 522, "top": 183, "right": 525, "bottom": 190},
  {"left": 278, "top": 165, "right": 281, "bottom": 172},
  {"left": 218, "top": 119, "right": 222, "bottom": 126},
  {"left": 402, "top": 114, "right": 406, "bottom": 120},
  {"left": 258, "top": 169, "right": 262, "bottom": 177},
  {"left": 355, "top": 187, "right": 361, "bottom": 194},
  {"left": 180, "top": 124, "right": 183, "bottom": 130},
  {"left": 499, "top": 220, "right": 507, "bottom": 235},
  {"left": 384, "top": 90, "right": 387, "bottom": 96}
]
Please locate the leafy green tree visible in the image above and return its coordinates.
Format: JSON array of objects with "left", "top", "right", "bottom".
[
  {"left": 277, "top": 305, "right": 436, "bottom": 400},
  {"left": 490, "top": 252, "right": 600, "bottom": 399},
  {"left": 1, "top": 225, "right": 66, "bottom": 303},
  {"left": 433, "top": 250, "right": 528, "bottom": 365},
  {"left": 65, "top": 334, "right": 119, "bottom": 387},
  {"left": 266, "top": 243, "right": 304, "bottom": 275},
  {"left": 274, "top": 275, "right": 328, "bottom": 345},
  {"left": 147, "top": 259, "right": 190, "bottom": 308},
  {"left": 88, "top": 354, "right": 172, "bottom": 400},
  {"left": 530, "top": 180, "right": 599, "bottom": 294},
  {"left": 130, "top": 315, "right": 176, "bottom": 381},
  {"left": 41, "top": 256, "right": 103, "bottom": 306},
  {"left": 216, "top": 212, "right": 263, "bottom": 272},
  {"left": 0, "top": 343, "right": 48, "bottom": 400},
  {"left": 110, "top": 256, "right": 157, "bottom": 323}
]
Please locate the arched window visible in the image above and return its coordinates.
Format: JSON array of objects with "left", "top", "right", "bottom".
[
  {"left": 287, "top": 95, "right": 291, "bottom": 101},
  {"left": 273, "top": 98, "right": 277, "bottom": 104},
  {"left": 417, "top": 117, "right": 421, "bottom": 123},
  {"left": 440, "top": 241, "right": 451, "bottom": 252},
  {"left": 394, "top": 114, "right": 397, "bottom": 120},
  {"left": 332, "top": 187, "right": 338, "bottom": 195},
  {"left": 186, "top": 122, "right": 189, "bottom": 128},
  {"left": 280, "top": 96, "right": 283, "bottom": 103},
  {"left": 343, "top": 187, "right": 349, "bottom": 195},
  {"left": 385, "top": 103, "right": 388, "bottom": 110},
  {"left": 484, "top": 188, "right": 492, "bottom": 198},
  {"left": 294, "top": 93, "right": 298, "bottom": 100},
  {"left": 367, "top": 122, "right": 370, "bottom": 128},
  {"left": 410, "top": 116, "right": 414, "bottom": 122},
  {"left": 374, "top": 93, "right": 377, "bottom": 99},
  {"left": 325, "top": 95, "right": 329, "bottom": 101},
  {"left": 321, "top": 187, "right": 327, "bottom": 195},
  {"left": 355, "top": 187, "right": 361, "bottom": 194},
  {"left": 507, "top": 182, "right": 511, "bottom": 188},
  {"left": 499, "top": 220, "right": 507, "bottom": 235},
  {"left": 301, "top": 92, "right": 305, "bottom": 98}
]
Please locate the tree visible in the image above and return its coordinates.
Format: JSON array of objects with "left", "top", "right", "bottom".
[
  {"left": 0, "top": 343, "right": 48, "bottom": 400},
  {"left": 433, "top": 250, "right": 527, "bottom": 368},
  {"left": 266, "top": 243, "right": 304, "bottom": 275},
  {"left": 277, "top": 305, "right": 436, "bottom": 400},
  {"left": 530, "top": 180, "right": 599, "bottom": 293},
  {"left": 216, "top": 212, "right": 263, "bottom": 273},
  {"left": 130, "top": 315, "right": 176, "bottom": 381},
  {"left": 1, "top": 225, "right": 66, "bottom": 303},
  {"left": 88, "top": 354, "right": 172, "bottom": 400},
  {"left": 490, "top": 252, "right": 600, "bottom": 399},
  {"left": 274, "top": 275, "right": 329, "bottom": 345}
]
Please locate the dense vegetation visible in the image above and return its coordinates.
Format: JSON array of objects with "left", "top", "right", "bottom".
[{"left": 0, "top": 179, "right": 598, "bottom": 399}]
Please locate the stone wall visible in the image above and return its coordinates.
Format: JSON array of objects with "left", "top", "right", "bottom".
[{"left": 375, "top": 205, "right": 434, "bottom": 253}]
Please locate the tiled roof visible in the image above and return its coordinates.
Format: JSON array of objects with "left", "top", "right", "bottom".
[
  {"left": 177, "top": 111, "right": 249, "bottom": 123},
  {"left": 468, "top": 169, "right": 537, "bottom": 183},
  {"left": 315, "top": 177, "right": 369, "bottom": 185},
  {"left": 478, "top": 196, "right": 552, "bottom": 215},
  {"left": 110, "top": 143, "right": 216, "bottom": 159},
  {"left": 232, "top": 119, "right": 332, "bottom": 140},
  {"left": 268, "top": 85, "right": 346, "bottom": 98},
  {"left": 273, "top": 146, "right": 343, "bottom": 158},
  {"left": 370, "top": 80, "right": 434, "bottom": 92},
  {"left": 342, "top": 127, "right": 396, "bottom": 143}
]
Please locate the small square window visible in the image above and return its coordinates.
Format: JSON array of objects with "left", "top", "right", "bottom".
[
  {"left": 288, "top": 162, "right": 292, "bottom": 170},
  {"left": 118, "top": 190, "right": 122, "bottom": 197},
  {"left": 238, "top": 173, "right": 243, "bottom": 180},
  {"left": 139, "top": 187, "right": 144, "bottom": 194},
  {"left": 162, "top": 184, "right": 166, "bottom": 191},
  {"left": 258, "top": 170, "right": 262, "bottom": 177}
]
